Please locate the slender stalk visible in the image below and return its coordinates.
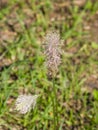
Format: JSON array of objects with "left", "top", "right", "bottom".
[
  {"left": 52, "top": 78, "right": 59, "bottom": 128},
  {"left": 51, "top": 88, "right": 56, "bottom": 130}
]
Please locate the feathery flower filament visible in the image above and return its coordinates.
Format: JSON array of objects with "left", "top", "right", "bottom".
[
  {"left": 15, "top": 94, "right": 38, "bottom": 114},
  {"left": 44, "top": 31, "right": 61, "bottom": 77}
]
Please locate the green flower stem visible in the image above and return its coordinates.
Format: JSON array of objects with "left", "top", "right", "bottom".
[
  {"left": 52, "top": 89, "right": 56, "bottom": 130},
  {"left": 52, "top": 78, "right": 58, "bottom": 129}
]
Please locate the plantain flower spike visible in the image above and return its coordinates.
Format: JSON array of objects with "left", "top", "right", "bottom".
[
  {"left": 43, "top": 31, "right": 61, "bottom": 77},
  {"left": 15, "top": 94, "right": 38, "bottom": 114}
]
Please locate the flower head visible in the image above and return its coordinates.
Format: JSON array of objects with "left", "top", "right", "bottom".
[
  {"left": 15, "top": 94, "right": 38, "bottom": 114},
  {"left": 43, "top": 31, "right": 61, "bottom": 77}
]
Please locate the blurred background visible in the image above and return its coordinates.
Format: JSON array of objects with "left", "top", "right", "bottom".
[{"left": 0, "top": 0, "right": 98, "bottom": 129}]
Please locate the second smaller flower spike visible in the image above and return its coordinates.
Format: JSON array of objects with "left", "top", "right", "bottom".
[
  {"left": 15, "top": 94, "right": 38, "bottom": 114},
  {"left": 43, "top": 31, "right": 62, "bottom": 77}
]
